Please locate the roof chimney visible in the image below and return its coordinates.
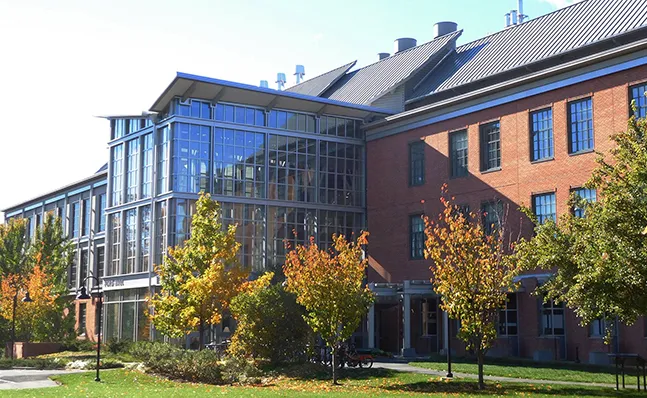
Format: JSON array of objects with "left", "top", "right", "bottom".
[
  {"left": 518, "top": 0, "right": 526, "bottom": 23},
  {"left": 433, "top": 22, "right": 458, "bottom": 39},
  {"left": 378, "top": 52, "right": 390, "bottom": 61},
  {"left": 394, "top": 38, "right": 417, "bottom": 54},
  {"left": 510, "top": 9, "right": 518, "bottom": 25},
  {"left": 260, "top": 80, "right": 269, "bottom": 89},
  {"left": 294, "top": 65, "right": 305, "bottom": 84},
  {"left": 505, "top": 12, "right": 511, "bottom": 27},
  {"left": 276, "top": 73, "right": 286, "bottom": 91}
]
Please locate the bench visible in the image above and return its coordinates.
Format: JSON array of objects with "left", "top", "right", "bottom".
[{"left": 609, "top": 353, "right": 646, "bottom": 390}]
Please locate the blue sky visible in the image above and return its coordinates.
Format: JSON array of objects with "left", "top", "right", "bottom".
[{"left": 0, "top": 0, "right": 576, "bottom": 219}]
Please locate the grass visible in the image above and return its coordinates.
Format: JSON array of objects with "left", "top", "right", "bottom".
[
  {"left": 36, "top": 350, "right": 137, "bottom": 363},
  {"left": 410, "top": 355, "right": 622, "bottom": 384},
  {"left": 2, "top": 367, "right": 645, "bottom": 397}
]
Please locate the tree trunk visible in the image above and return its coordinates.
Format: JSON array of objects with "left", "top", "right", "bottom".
[
  {"left": 477, "top": 348, "right": 485, "bottom": 390},
  {"left": 331, "top": 344, "right": 338, "bottom": 385},
  {"left": 198, "top": 320, "right": 204, "bottom": 351}
]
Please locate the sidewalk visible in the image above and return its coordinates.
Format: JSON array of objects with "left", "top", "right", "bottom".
[
  {"left": 373, "top": 361, "right": 624, "bottom": 389},
  {"left": 0, "top": 369, "right": 84, "bottom": 390}
]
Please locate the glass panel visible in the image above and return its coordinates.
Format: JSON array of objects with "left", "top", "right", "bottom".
[
  {"left": 531, "top": 108, "right": 553, "bottom": 161},
  {"left": 568, "top": 98, "right": 594, "bottom": 153},
  {"left": 121, "top": 302, "right": 136, "bottom": 341},
  {"left": 214, "top": 128, "right": 265, "bottom": 199},
  {"left": 533, "top": 193, "right": 556, "bottom": 224},
  {"left": 480, "top": 121, "right": 501, "bottom": 170},
  {"left": 450, "top": 130, "right": 468, "bottom": 177},
  {"left": 409, "top": 141, "right": 424, "bottom": 185},
  {"left": 137, "top": 301, "right": 150, "bottom": 341}
]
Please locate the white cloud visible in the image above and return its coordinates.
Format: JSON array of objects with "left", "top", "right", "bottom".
[{"left": 540, "top": 0, "right": 584, "bottom": 9}]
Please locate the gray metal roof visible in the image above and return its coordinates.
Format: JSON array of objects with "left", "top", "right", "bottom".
[
  {"left": 322, "top": 30, "right": 462, "bottom": 105},
  {"left": 410, "top": 0, "right": 647, "bottom": 102},
  {"left": 286, "top": 61, "right": 357, "bottom": 97}
]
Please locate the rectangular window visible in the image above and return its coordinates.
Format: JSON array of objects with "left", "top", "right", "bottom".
[
  {"left": 82, "top": 199, "right": 90, "bottom": 236},
  {"left": 98, "top": 194, "right": 106, "bottom": 232},
  {"left": 157, "top": 126, "right": 169, "bottom": 194},
  {"left": 111, "top": 144, "right": 124, "bottom": 206},
  {"left": 155, "top": 201, "right": 167, "bottom": 267},
  {"left": 96, "top": 246, "right": 105, "bottom": 281},
  {"left": 141, "top": 134, "right": 154, "bottom": 199},
  {"left": 541, "top": 299, "right": 565, "bottom": 335},
  {"left": 409, "top": 141, "right": 425, "bottom": 186},
  {"left": 126, "top": 138, "right": 140, "bottom": 202},
  {"left": 450, "top": 130, "right": 468, "bottom": 178},
  {"left": 480, "top": 121, "right": 501, "bottom": 171},
  {"left": 214, "top": 128, "right": 266, "bottom": 199},
  {"left": 498, "top": 293, "right": 518, "bottom": 336},
  {"left": 568, "top": 98, "right": 594, "bottom": 153},
  {"left": 79, "top": 303, "right": 86, "bottom": 335},
  {"left": 125, "top": 209, "right": 137, "bottom": 274},
  {"left": 171, "top": 123, "right": 210, "bottom": 193},
  {"left": 572, "top": 188, "right": 597, "bottom": 218},
  {"left": 532, "top": 192, "right": 556, "bottom": 224},
  {"left": 71, "top": 202, "right": 80, "bottom": 238},
  {"left": 110, "top": 213, "right": 121, "bottom": 276},
  {"left": 531, "top": 108, "right": 553, "bottom": 161},
  {"left": 410, "top": 214, "right": 425, "bottom": 259},
  {"left": 69, "top": 251, "right": 78, "bottom": 289},
  {"left": 421, "top": 298, "right": 438, "bottom": 336},
  {"left": 481, "top": 200, "right": 503, "bottom": 235},
  {"left": 267, "top": 135, "right": 315, "bottom": 202},
  {"left": 139, "top": 206, "right": 151, "bottom": 273},
  {"left": 589, "top": 318, "right": 614, "bottom": 337},
  {"left": 80, "top": 249, "right": 88, "bottom": 285},
  {"left": 630, "top": 83, "right": 647, "bottom": 119}
]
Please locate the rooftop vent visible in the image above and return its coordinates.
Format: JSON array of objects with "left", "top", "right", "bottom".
[
  {"left": 505, "top": 0, "right": 527, "bottom": 27},
  {"left": 260, "top": 80, "right": 269, "bottom": 89},
  {"left": 276, "top": 73, "right": 286, "bottom": 91},
  {"left": 294, "top": 65, "right": 305, "bottom": 84},
  {"left": 433, "top": 21, "right": 457, "bottom": 39},
  {"left": 394, "top": 38, "right": 417, "bottom": 54},
  {"left": 378, "top": 52, "right": 390, "bottom": 61}
]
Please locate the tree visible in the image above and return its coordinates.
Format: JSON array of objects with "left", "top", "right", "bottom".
[
  {"left": 149, "top": 193, "right": 248, "bottom": 350},
  {"left": 423, "top": 187, "right": 521, "bottom": 389},
  {"left": 283, "top": 231, "right": 374, "bottom": 384},
  {"left": 229, "top": 272, "right": 311, "bottom": 364},
  {"left": 0, "top": 218, "right": 30, "bottom": 278},
  {"left": 514, "top": 111, "right": 647, "bottom": 331}
]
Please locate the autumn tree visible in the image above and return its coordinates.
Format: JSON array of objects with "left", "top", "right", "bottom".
[
  {"left": 150, "top": 193, "right": 248, "bottom": 350},
  {"left": 515, "top": 110, "right": 647, "bottom": 331},
  {"left": 423, "top": 188, "right": 521, "bottom": 389},
  {"left": 283, "top": 231, "right": 374, "bottom": 385},
  {"left": 229, "top": 272, "right": 311, "bottom": 364}
]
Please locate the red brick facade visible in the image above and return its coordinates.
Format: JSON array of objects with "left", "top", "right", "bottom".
[{"left": 366, "top": 64, "right": 647, "bottom": 361}]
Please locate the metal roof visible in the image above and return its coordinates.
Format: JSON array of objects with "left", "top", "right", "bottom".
[
  {"left": 322, "top": 30, "right": 462, "bottom": 105},
  {"left": 286, "top": 61, "right": 357, "bottom": 97},
  {"left": 410, "top": 0, "right": 647, "bottom": 103},
  {"left": 150, "top": 72, "right": 394, "bottom": 119}
]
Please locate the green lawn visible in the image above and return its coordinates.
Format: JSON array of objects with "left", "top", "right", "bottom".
[
  {"left": 2, "top": 368, "right": 643, "bottom": 398},
  {"left": 410, "top": 355, "right": 621, "bottom": 384}
]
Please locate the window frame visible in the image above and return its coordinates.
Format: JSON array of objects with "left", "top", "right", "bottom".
[
  {"left": 567, "top": 97, "right": 594, "bottom": 154},
  {"left": 409, "top": 213, "right": 425, "bottom": 260},
  {"left": 479, "top": 121, "right": 501, "bottom": 172},
  {"left": 498, "top": 293, "right": 518, "bottom": 337},
  {"left": 408, "top": 141, "right": 425, "bottom": 186},
  {"left": 532, "top": 192, "right": 557, "bottom": 224},
  {"left": 449, "top": 129, "right": 468, "bottom": 178},
  {"left": 571, "top": 187, "right": 597, "bottom": 218},
  {"left": 629, "top": 82, "right": 647, "bottom": 119},
  {"left": 421, "top": 298, "right": 438, "bottom": 337},
  {"left": 541, "top": 299, "right": 565, "bottom": 336},
  {"left": 530, "top": 108, "right": 554, "bottom": 162}
]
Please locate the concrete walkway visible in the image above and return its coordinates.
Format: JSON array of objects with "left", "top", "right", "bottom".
[
  {"left": 0, "top": 369, "right": 84, "bottom": 390},
  {"left": 373, "top": 361, "right": 625, "bottom": 389}
]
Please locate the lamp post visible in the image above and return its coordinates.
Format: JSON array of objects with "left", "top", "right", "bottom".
[
  {"left": 446, "top": 317, "right": 453, "bottom": 378},
  {"left": 76, "top": 276, "right": 102, "bottom": 382},
  {"left": 11, "top": 290, "right": 33, "bottom": 360}
]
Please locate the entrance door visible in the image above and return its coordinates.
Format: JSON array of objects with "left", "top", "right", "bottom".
[{"left": 378, "top": 304, "right": 400, "bottom": 354}]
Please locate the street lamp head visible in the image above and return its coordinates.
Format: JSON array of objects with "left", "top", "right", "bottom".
[
  {"left": 22, "top": 292, "right": 33, "bottom": 303},
  {"left": 76, "top": 286, "right": 91, "bottom": 300}
]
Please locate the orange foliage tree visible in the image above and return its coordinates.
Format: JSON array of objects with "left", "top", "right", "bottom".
[
  {"left": 283, "top": 231, "right": 374, "bottom": 384},
  {"left": 149, "top": 193, "right": 248, "bottom": 349},
  {"left": 423, "top": 186, "right": 521, "bottom": 389}
]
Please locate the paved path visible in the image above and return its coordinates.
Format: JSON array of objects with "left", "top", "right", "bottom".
[
  {"left": 373, "top": 362, "right": 624, "bottom": 389},
  {"left": 0, "top": 369, "right": 84, "bottom": 390}
]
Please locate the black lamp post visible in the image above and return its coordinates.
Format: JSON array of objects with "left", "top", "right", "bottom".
[
  {"left": 76, "top": 276, "right": 102, "bottom": 382},
  {"left": 11, "top": 290, "right": 33, "bottom": 360},
  {"left": 446, "top": 317, "right": 453, "bottom": 378}
]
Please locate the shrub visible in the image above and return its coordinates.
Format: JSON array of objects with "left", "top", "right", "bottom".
[
  {"left": 220, "top": 356, "right": 263, "bottom": 385},
  {"left": 229, "top": 273, "right": 312, "bottom": 364},
  {"left": 87, "top": 358, "right": 124, "bottom": 369},
  {"left": 106, "top": 338, "right": 132, "bottom": 354},
  {"left": 60, "top": 339, "right": 95, "bottom": 352},
  {"left": 129, "top": 341, "right": 181, "bottom": 362},
  {"left": 0, "top": 358, "right": 64, "bottom": 370}
]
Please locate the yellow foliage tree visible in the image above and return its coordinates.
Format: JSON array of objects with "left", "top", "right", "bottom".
[
  {"left": 423, "top": 186, "right": 520, "bottom": 389},
  {"left": 149, "top": 193, "right": 248, "bottom": 349},
  {"left": 283, "top": 231, "right": 374, "bottom": 384}
]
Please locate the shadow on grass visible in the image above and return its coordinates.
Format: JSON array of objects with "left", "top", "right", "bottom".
[
  {"left": 382, "top": 380, "right": 642, "bottom": 397},
  {"left": 263, "top": 362, "right": 398, "bottom": 382},
  {"left": 417, "top": 354, "right": 617, "bottom": 376}
]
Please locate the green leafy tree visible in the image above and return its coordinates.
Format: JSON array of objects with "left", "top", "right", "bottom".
[
  {"left": 0, "top": 218, "right": 30, "bottom": 277},
  {"left": 423, "top": 187, "right": 520, "bottom": 389},
  {"left": 283, "top": 231, "right": 374, "bottom": 384},
  {"left": 229, "top": 272, "right": 311, "bottom": 364},
  {"left": 515, "top": 111, "right": 647, "bottom": 331},
  {"left": 150, "top": 193, "right": 248, "bottom": 350}
]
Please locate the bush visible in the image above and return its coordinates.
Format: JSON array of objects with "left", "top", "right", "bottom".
[
  {"left": 220, "top": 356, "right": 263, "bottom": 385},
  {"left": 106, "top": 338, "right": 132, "bottom": 354},
  {"left": 60, "top": 339, "right": 96, "bottom": 352},
  {"left": 129, "top": 341, "right": 223, "bottom": 384},
  {"left": 229, "top": 273, "right": 312, "bottom": 364},
  {"left": 87, "top": 358, "right": 124, "bottom": 369},
  {"left": 0, "top": 358, "right": 64, "bottom": 370}
]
